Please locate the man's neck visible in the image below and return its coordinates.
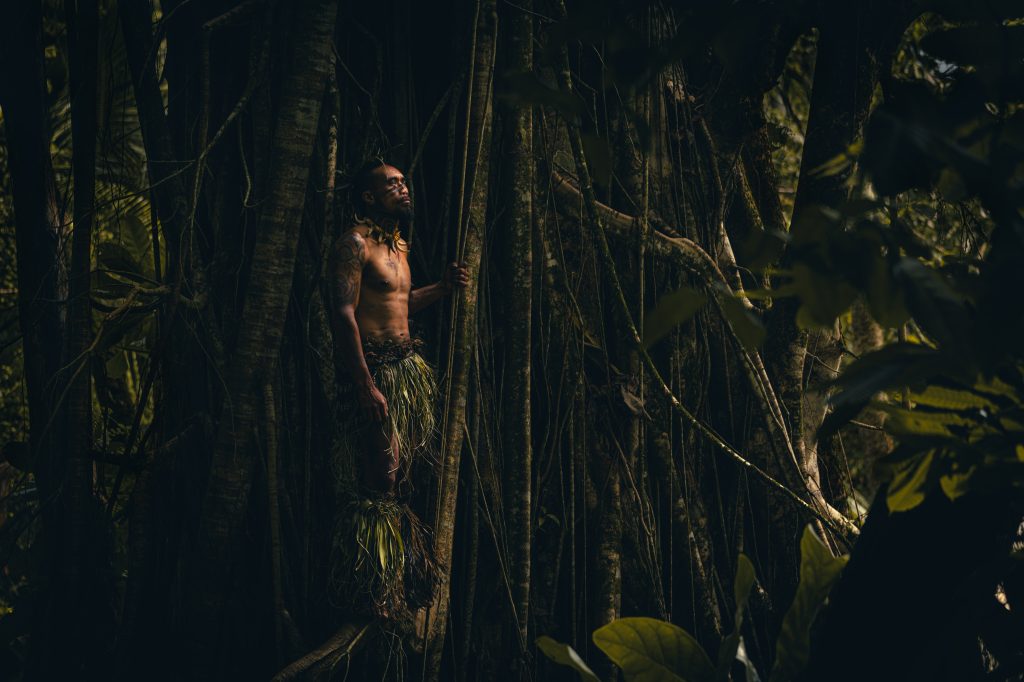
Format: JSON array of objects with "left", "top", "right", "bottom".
[
  {"left": 361, "top": 213, "right": 407, "bottom": 252},
  {"left": 366, "top": 212, "right": 401, "bottom": 233}
]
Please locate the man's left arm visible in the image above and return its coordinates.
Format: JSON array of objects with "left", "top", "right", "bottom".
[{"left": 409, "top": 261, "right": 469, "bottom": 314}]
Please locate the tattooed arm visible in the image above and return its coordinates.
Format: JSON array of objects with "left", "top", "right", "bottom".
[{"left": 328, "top": 231, "right": 388, "bottom": 421}]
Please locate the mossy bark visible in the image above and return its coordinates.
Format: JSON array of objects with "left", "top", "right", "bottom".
[{"left": 424, "top": 2, "right": 497, "bottom": 678}]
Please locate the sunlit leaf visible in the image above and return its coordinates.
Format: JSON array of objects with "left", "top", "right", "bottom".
[
  {"left": 819, "top": 343, "right": 941, "bottom": 439},
  {"left": 939, "top": 465, "right": 976, "bottom": 501},
  {"left": 735, "top": 638, "right": 761, "bottom": 682},
  {"left": 876, "top": 404, "right": 977, "bottom": 439},
  {"left": 770, "top": 527, "right": 848, "bottom": 682},
  {"left": 537, "top": 636, "right": 601, "bottom": 682},
  {"left": 887, "top": 451, "right": 936, "bottom": 512},
  {"left": 593, "top": 617, "right": 715, "bottom": 682}
]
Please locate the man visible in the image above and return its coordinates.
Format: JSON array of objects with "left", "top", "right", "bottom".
[{"left": 327, "top": 158, "right": 468, "bottom": 620}]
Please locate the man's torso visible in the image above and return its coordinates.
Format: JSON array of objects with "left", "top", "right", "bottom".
[{"left": 349, "top": 224, "right": 412, "bottom": 344}]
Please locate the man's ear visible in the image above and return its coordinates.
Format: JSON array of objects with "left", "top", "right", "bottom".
[{"left": 362, "top": 189, "right": 376, "bottom": 207}]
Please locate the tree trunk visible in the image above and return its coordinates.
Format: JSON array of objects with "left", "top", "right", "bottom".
[
  {"left": 178, "top": 1, "right": 337, "bottom": 674},
  {"left": 0, "top": 2, "right": 74, "bottom": 677},
  {"left": 0, "top": 0, "right": 64, "bottom": 491},
  {"left": 424, "top": 2, "right": 496, "bottom": 678},
  {"left": 499, "top": 0, "right": 534, "bottom": 666},
  {"left": 59, "top": 2, "right": 113, "bottom": 678}
]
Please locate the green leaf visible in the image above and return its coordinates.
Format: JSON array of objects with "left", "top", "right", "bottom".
[
  {"left": 788, "top": 264, "right": 859, "bottom": 329},
  {"left": 537, "top": 636, "right": 601, "bottom": 682},
  {"left": 717, "top": 554, "right": 758, "bottom": 680},
  {"left": 643, "top": 287, "right": 708, "bottom": 349},
  {"left": 887, "top": 451, "right": 936, "bottom": 512},
  {"left": 864, "top": 257, "right": 909, "bottom": 329},
  {"left": 770, "top": 527, "right": 848, "bottom": 682},
  {"left": 876, "top": 404, "right": 977, "bottom": 439},
  {"left": 593, "top": 617, "right": 715, "bottom": 682},
  {"left": 735, "top": 637, "right": 761, "bottom": 682},
  {"left": 911, "top": 383, "right": 996, "bottom": 412},
  {"left": 939, "top": 465, "right": 976, "bottom": 501},
  {"left": 818, "top": 343, "right": 941, "bottom": 439}
]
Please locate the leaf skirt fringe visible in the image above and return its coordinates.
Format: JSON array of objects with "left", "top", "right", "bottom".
[{"left": 330, "top": 349, "right": 440, "bottom": 618}]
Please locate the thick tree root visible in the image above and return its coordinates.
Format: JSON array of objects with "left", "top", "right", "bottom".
[{"left": 272, "top": 618, "right": 376, "bottom": 682}]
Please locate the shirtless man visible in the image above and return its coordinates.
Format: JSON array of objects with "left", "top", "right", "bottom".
[{"left": 329, "top": 159, "right": 468, "bottom": 495}]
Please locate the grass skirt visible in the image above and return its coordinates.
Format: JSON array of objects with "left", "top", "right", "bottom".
[{"left": 330, "top": 340, "right": 439, "bottom": 619}]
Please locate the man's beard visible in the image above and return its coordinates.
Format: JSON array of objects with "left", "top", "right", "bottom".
[
  {"left": 369, "top": 202, "right": 413, "bottom": 227},
  {"left": 396, "top": 203, "right": 413, "bottom": 222}
]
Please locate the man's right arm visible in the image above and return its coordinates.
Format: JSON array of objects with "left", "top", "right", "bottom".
[{"left": 328, "top": 232, "right": 387, "bottom": 421}]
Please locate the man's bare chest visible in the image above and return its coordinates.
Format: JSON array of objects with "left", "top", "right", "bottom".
[{"left": 362, "top": 247, "right": 411, "bottom": 294}]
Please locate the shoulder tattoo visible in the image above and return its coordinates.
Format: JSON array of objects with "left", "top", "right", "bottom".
[{"left": 331, "top": 232, "right": 366, "bottom": 306}]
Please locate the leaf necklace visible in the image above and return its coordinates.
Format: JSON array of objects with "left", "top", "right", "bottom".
[{"left": 358, "top": 216, "right": 408, "bottom": 253}]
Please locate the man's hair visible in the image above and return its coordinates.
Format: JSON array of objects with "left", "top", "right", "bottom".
[{"left": 349, "top": 158, "right": 388, "bottom": 212}]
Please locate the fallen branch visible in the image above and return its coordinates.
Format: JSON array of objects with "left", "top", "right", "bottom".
[{"left": 272, "top": 619, "right": 375, "bottom": 682}]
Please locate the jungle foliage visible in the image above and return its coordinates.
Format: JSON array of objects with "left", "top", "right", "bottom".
[{"left": 0, "top": 0, "right": 1022, "bottom": 681}]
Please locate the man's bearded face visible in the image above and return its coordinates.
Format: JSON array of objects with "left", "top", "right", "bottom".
[{"left": 367, "top": 165, "right": 413, "bottom": 221}]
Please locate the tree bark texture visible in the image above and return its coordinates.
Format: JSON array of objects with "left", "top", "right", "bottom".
[
  {"left": 424, "top": 1, "right": 497, "bottom": 678},
  {"left": 499, "top": 0, "right": 534, "bottom": 661},
  {"left": 178, "top": 1, "right": 337, "bottom": 674}
]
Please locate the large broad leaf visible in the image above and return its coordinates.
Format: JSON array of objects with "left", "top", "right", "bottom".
[
  {"left": 886, "top": 451, "right": 937, "bottom": 512},
  {"left": 537, "top": 636, "right": 601, "bottom": 682},
  {"left": 864, "top": 255, "right": 910, "bottom": 329},
  {"left": 716, "top": 554, "right": 758, "bottom": 680},
  {"left": 819, "top": 343, "right": 941, "bottom": 439},
  {"left": 593, "top": 617, "right": 715, "bottom": 682},
  {"left": 770, "top": 527, "right": 848, "bottom": 682},
  {"left": 877, "top": 404, "right": 978, "bottom": 439},
  {"left": 643, "top": 287, "right": 708, "bottom": 349},
  {"left": 911, "top": 381, "right": 999, "bottom": 411}
]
